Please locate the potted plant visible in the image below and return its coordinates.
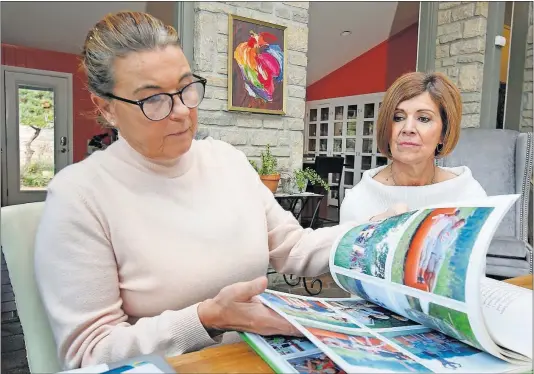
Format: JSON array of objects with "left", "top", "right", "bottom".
[
  {"left": 293, "top": 168, "right": 330, "bottom": 193},
  {"left": 249, "top": 144, "right": 281, "bottom": 193}
]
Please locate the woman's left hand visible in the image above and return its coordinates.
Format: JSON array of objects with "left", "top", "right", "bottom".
[{"left": 198, "top": 276, "right": 303, "bottom": 337}]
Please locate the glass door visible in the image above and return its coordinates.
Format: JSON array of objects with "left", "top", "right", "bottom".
[
  {"left": 332, "top": 105, "right": 344, "bottom": 156},
  {"left": 358, "top": 100, "right": 389, "bottom": 179},
  {"left": 340, "top": 96, "right": 386, "bottom": 202},
  {"left": 304, "top": 93, "right": 386, "bottom": 206},
  {"left": 318, "top": 106, "right": 330, "bottom": 156},
  {"left": 360, "top": 101, "right": 377, "bottom": 179},
  {"left": 306, "top": 105, "right": 331, "bottom": 157},
  {"left": 340, "top": 103, "right": 358, "bottom": 203},
  {"left": 327, "top": 105, "right": 344, "bottom": 206},
  {"left": 369, "top": 101, "right": 388, "bottom": 170},
  {"left": 2, "top": 68, "right": 72, "bottom": 206},
  {"left": 306, "top": 107, "right": 318, "bottom": 155}
]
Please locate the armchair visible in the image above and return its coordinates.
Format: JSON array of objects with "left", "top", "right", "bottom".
[
  {"left": 1, "top": 202, "right": 60, "bottom": 373},
  {"left": 438, "top": 128, "right": 533, "bottom": 278}
]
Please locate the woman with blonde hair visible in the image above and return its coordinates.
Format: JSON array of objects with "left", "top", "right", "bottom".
[
  {"left": 34, "top": 12, "right": 360, "bottom": 370},
  {"left": 340, "top": 71, "right": 486, "bottom": 224}
]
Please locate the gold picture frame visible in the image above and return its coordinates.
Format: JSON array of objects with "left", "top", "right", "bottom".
[{"left": 227, "top": 14, "right": 287, "bottom": 115}]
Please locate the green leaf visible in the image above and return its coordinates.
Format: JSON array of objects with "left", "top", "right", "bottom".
[
  {"left": 248, "top": 144, "right": 279, "bottom": 176},
  {"left": 18, "top": 88, "right": 54, "bottom": 130},
  {"left": 292, "top": 167, "right": 330, "bottom": 192}
]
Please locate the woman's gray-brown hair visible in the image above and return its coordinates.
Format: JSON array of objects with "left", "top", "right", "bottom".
[{"left": 81, "top": 11, "right": 181, "bottom": 98}]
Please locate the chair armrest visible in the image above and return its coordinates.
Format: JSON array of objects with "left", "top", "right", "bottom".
[
  {"left": 516, "top": 132, "right": 533, "bottom": 242},
  {"left": 526, "top": 241, "right": 533, "bottom": 274}
]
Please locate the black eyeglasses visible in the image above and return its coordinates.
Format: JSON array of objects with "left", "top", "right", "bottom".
[{"left": 104, "top": 74, "right": 207, "bottom": 121}]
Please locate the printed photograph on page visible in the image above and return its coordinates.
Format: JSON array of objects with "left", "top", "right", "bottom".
[
  {"left": 326, "top": 299, "right": 421, "bottom": 332},
  {"left": 332, "top": 211, "right": 416, "bottom": 279},
  {"left": 332, "top": 275, "right": 485, "bottom": 351},
  {"left": 246, "top": 333, "right": 348, "bottom": 374},
  {"left": 302, "top": 326, "right": 428, "bottom": 373},
  {"left": 379, "top": 326, "right": 525, "bottom": 373},
  {"left": 390, "top": 207, "right": 494, "bottom": 301},
  {"left": 260, "top": 292, "right": 362, "bottom": 331}
]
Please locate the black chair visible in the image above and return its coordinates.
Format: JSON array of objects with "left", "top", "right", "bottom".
[{"left": 306, "top": 156, "right": 345, "bottom": 226}]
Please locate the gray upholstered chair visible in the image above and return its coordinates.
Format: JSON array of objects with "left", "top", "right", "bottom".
[{"left": 438, "top": 128, "right": 533, "bottom": 278}]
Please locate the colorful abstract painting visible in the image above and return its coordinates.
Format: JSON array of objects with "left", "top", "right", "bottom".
[{"left": 228, "top": 15, "right": 286, "bottom": 114}]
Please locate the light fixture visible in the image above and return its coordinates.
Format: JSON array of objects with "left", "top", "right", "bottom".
[{"left": 340, "top": 30, "right": 352, "bottom": 37}]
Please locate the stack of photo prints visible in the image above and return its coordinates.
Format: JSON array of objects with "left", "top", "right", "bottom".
[{"left": 242, "top": 195, "right": 532, "bottom": 373}]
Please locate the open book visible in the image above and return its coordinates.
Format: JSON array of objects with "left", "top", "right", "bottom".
[{"left": 242, "top": 195, "right": 533, "bottom": 373}]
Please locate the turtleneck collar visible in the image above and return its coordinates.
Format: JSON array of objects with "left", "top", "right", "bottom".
[{"left": 108, "top": 136, "right": 196, "bottom": 178}]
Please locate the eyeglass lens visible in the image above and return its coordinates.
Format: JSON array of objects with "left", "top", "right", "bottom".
[{"left": 142, "top": 81, "right": 205, "bottom": 121}]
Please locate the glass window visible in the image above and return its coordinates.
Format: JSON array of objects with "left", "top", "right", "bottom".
[
  {"left": 309, "top": 108, "right": 317, "bottom": 122},
  {"left": 18, "top": 86, "right": 56, "bottom": 191}
]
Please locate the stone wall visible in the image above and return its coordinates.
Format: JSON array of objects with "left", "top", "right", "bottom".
[
  {"left": 192, "top": 2, "right": 309, "bottom": 174},
  {"left": 435, "top": 1, "right": 488, "bottom": 128},
  {"left": 520, "top": 3, "right": 533, "bottom": 133}
]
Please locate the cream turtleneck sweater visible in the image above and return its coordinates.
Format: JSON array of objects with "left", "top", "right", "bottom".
[{"left": 34, "top": 137, "right": 359, "bottom": 370}]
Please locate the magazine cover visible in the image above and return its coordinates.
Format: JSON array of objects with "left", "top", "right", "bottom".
[{"left": 244, "top": 195, "right": 533, "bottom": 373}]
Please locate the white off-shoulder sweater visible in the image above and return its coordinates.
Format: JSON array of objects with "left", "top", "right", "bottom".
[{"left": 340, "top": 165, "right": 487, "bottom": 224}]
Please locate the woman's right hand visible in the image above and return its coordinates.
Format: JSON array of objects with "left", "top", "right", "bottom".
[
  {"left": 369, "top": 203, "right": 409, "bottom": 222},
  {"left": 197, "top": 276, "right": 302, "bottom": 337}
]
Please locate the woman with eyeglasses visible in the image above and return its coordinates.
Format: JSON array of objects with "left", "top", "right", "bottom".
[{"left": 33, "top": 12, "right": 361, "bottom": 370}]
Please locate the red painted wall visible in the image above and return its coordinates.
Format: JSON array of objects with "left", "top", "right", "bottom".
[
  {"left": 306, "top": 22, "right": 419, "bottom": 101},
  {"left": 1, "top": 43, "right": 102, "bottom": 162}
]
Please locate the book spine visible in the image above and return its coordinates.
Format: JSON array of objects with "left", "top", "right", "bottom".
[{"left": 238, "top": 333, "right": 285, "bottom": 374}]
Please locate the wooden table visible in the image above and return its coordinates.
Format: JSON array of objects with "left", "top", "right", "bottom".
[
  {"left": 503, "top": 274, "right": 533, "bottom": 289},
  {"left": 167, "top": 342, "right": 272, "bottom": 374},
  {"left": 167, "top": 275, "right": 533, "bottom": 373}
]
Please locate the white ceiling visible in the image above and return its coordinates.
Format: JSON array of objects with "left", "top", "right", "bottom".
[
  {"left": 1, "top": 1, "right": 419, "bottom": 86},
  {"left": 1, "top": 2, "right": 148, "bottom": 54},
  {"left": 307, "top": 1, "right": 419, "bottom": 85}
]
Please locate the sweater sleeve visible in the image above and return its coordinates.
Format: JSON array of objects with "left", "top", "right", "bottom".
[
  {"left": 263, "top": 185, "right": 358, "bottom": 277},
  {"left": 34, "top": 177, "right": 218, "bottom": 370},
  {"left": 230, "top": 149, "right": 363, "bottom": 277}
]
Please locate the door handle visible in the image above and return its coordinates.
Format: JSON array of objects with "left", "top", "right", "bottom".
[{"left": 60, "top": 149, "right": 67, "bottom": 153}]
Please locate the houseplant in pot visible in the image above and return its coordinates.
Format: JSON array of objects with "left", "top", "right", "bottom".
[
  {"left": 249, "top": 144, "right": 281, "bottom": 193},
  {"left": 293, "top": 168, "right": 330, "bottom": 193}
]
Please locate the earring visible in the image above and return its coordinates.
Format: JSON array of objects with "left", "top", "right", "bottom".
[{"left": 435, "top": 143, "right": 443, "bottom": 156}]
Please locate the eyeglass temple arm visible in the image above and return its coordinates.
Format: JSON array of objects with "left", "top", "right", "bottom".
[{"left": 105, "top": 93, "right": 141, "bottom": 105}]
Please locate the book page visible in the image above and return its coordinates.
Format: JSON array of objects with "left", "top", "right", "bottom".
[
  {"left": 479, "top": 277, "right": 533, "bottom": 359},
  {"left": 328, "top": 195, "right": 527, "bottom": 363},
  {"left": 257, "top": 291, "right": 526, "bottom": 373},
  {"left": 240, "top": 333, "right": 346, "bottom": 374}
]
